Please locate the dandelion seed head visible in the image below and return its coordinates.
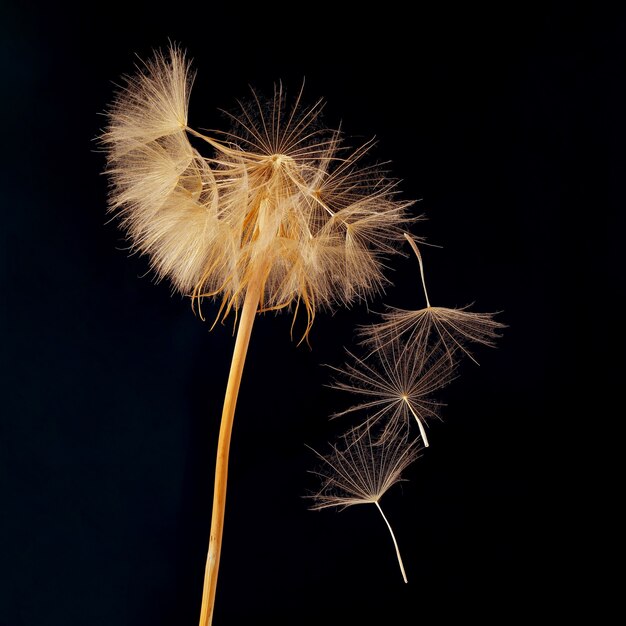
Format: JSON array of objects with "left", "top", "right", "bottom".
[{"left": 101, "top": 47, "right": 412, "bottom": 336}]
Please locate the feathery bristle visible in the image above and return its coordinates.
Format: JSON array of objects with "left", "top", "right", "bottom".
[
  {"left": 360, "top": 305, "right": 505, "bottom": 364},
  {"left": 359, "top": 234, "right": 504, "bottom": 362},
  {"left": 330, "top": 338, "right": 457, "bottom": 446},
  {"left": 104, "top": 46, "right": 193, "bottom": 158},
  {"left": 309, "top": 421, "right": 419, "bottom": 510}
]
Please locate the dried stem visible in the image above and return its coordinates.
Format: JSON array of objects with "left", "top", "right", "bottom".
[
  {"left": 375, "top": 501, "right": 408, "bottom": 583},
  {"left": 199, "top": 279, "right": 262, "bottom": 626}
]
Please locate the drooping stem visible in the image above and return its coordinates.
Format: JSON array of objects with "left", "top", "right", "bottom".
[
  {"left": 403, "top": 232, "right": 431, "bottom": 308},
  {"left": 374, "top": 501, "right": 408, "bottom": 584},
  {"left": 403, "top": 397, "right": 430, "bottom": 448},
  {"left": 199, "top": 280, "right": 262, "bottom": 626}
]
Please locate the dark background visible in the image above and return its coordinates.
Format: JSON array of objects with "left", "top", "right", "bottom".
[{"left": 1, "top": 3, "right": 617, "bottom": 625}]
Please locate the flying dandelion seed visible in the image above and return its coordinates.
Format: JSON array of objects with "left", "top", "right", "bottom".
[
  {"left": 330, "top": 338, "right": 457, "bottom": 447},
  {"left": 309, "top": 422, "right": 420, "bottom": 583},
  {"left": 359, "top": 233, "right": 504, "bottom": 364},
  {"left": 101, "top": 45, "right": 413, "bottom": 625}
]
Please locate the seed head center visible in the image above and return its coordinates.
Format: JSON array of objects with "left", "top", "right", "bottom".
[{"left": 270, "top": 153, "right": 294, "bottom": 168}]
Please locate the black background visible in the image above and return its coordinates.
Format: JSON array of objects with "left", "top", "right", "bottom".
[{"left": 1, "top": 3, "right": 617, "bottom": 625}]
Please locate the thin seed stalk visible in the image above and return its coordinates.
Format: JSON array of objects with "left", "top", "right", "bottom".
[
  {"left": 199, "top": 279, "right": 262, "bottom": 626},
  {"left": 403, "top": 232, "right": 431, "bottom": 308},
  {"left": 403, "top": 397, "right": 430, "bottom": 447},
  {"left": 374, "top": 501, "right": 408, "bottom": 583}
]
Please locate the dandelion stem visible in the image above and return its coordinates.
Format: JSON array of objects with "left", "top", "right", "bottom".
[
  {"left": 403, "top": 397, "right": 430, "bottom": 447},
  {"left": 374, "top": 501, "right": 408, "bottom": 583},
  {"left": 403, "top": 232, "right": 431, "bottom": 308},
  {"left": 199, "top": 279, "right": 262, "bottom": 626}
]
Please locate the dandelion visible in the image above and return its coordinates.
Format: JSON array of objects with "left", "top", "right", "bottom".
[
  {"left": 330, "top": 338, "right": 457, "bottom": 447},
  {"left": 359, "top": 233, "right": 504, "bottom": 364},
  {"left": 309, "top": 423, "right": 420, "bottom": 582},
  {"left": 101, "top": 45, "right": 412, "bottom": 625}
]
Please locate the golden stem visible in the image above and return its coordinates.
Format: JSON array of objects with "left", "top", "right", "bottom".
[
  {"left": 374, "top": 501, "right": 408, "bottom": 583},
  {"left": 198, "top": 279, "right": 262, "bottom": 626}
]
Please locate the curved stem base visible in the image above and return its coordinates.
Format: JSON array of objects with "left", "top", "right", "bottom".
[{"left": 198, "top": 282, "right": 261, "bottom": 626}]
